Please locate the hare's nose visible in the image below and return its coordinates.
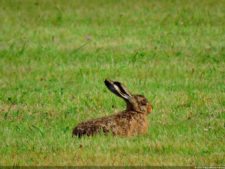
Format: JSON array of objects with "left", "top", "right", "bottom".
[{"left": 147, "top": 104, "right": 153, "bottom": 113}]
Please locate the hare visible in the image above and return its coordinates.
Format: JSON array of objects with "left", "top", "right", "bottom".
[{"left": 72, "top": 79, "right": 153, "bottom": 137}]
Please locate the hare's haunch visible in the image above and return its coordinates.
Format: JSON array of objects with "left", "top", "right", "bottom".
[{"left": 72, "top": 79, "right": 153, "bottom": 137}]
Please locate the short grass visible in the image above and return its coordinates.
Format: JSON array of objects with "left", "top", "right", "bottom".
[{"left": 0, "top": 0, "right": 224, "bottom": 166}]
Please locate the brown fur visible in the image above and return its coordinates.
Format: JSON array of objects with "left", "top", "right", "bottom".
[{"left": 72, "top": 80, "right": 153, "bottom": 138}]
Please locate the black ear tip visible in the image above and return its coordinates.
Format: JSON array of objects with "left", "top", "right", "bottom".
[
  {"left": 104, "top": 79, "right": 108, "bottom": 84},
  {"left": 104, "top": 79, "right": 111, "bottom": 86}
]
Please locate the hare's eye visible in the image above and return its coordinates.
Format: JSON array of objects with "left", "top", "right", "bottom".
[{"left": 141, "top": 100, "right": 147, "bottom": 105}]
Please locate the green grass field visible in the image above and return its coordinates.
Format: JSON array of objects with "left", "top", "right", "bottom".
[{"left": 0, "top": 0, "right": 224, "bottom": 166}]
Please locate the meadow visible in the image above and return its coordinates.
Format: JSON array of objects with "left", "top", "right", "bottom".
[{"left": 0, "top": 0, "right": 224, "bottom": 166}]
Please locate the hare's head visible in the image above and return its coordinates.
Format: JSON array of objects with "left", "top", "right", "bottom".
[{"left": 104, "top": 79, "right": 152, "bottom": 114}]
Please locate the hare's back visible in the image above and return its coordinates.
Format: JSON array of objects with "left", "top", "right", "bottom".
[
  {"left": 72, "top": 116, "right": 116, "bottom": 137},
  {"left": 73, "top": 122, "right": 101, "bottom": 137},
  {"left": 72, "top": 111, "right": 148, "bottom": 137}
]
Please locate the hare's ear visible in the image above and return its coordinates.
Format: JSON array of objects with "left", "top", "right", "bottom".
[{"left": 104, "top": 79, "right": 132, "bottom": 100}]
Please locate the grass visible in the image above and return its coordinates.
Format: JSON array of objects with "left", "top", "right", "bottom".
[{"left": 0, "top": 0, "right": 224, "bottom": 166}]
